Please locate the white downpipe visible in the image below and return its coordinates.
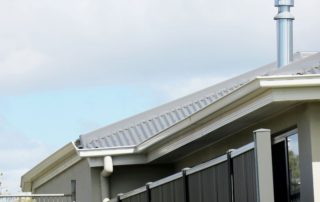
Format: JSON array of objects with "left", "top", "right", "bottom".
[
  {"left": 100, "top": 156, "right": 113, "bottom": 202},
  {"left": 101, "top": 156, "right": 113, "bottom": 177}
]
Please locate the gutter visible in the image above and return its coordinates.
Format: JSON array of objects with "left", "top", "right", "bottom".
[
  {"left": 137, "top": 74, "right": 320, "bottom": 151},
  {"left": 76, "top": 74, "right": 320, "bottom": 157},
  {"left": 76, "top": 146, "right": 135, "bottom": 157}
]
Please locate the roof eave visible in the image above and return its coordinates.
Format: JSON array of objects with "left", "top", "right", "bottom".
[
  {"left": 136, "top": 74, "right": 320, "bottom": 152},
  {"left": 71, "top": 74, "right": 320, "bottom": 159},
  {"left": 21, "top": 142, "right": 78, "bottom": 192}
]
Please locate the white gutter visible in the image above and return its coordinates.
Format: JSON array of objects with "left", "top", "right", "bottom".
[
  {"left": 136, "top": 75, "right": 320, "bottom": 152},
  {"left": 77, "top": 146, "right": 135, "bottom": 157},
  {"left": 75, "top": 74, "right": 320, "bottom": 158},
  {"left": 258, "top": 74, "right": 320, "bottom": 87}
]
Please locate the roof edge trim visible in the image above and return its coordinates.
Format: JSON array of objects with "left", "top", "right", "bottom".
[
  {"left": 72, "top": 75, "right": 320, "bottom": 159},
  {"left": 21, "top": 142, "right": 78, "bottom": 192}
]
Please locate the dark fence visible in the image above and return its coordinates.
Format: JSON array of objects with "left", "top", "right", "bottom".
[
  {"left": 111, "top": 143, "right": 257, "bottom": 202},
  {"left": 188, "top": 157, "right": 230, "bottom": 202}
]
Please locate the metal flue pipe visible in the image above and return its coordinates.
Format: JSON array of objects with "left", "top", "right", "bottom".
[{"left": 274, "top": 0, "right": 294, "bottom": 68}]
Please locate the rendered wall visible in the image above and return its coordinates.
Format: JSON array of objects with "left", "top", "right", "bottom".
[
  {"left": 297, "top": 103, "right": 320, "bottom": 202},
  {"left": 34, "top": 159, "right": 96, "bottom": 202},
  {"left": 174, "top": 102, "right": 320, "bottom": 201},
  {"left": 110, "top": 164, "right": 174, "bottom": 198},
  {"left": 175, "top": 105, "right": 301, "bottom": 170}
]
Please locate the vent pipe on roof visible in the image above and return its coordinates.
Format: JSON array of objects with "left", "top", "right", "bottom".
[{"left": 274, "top": 0, "right": 294, "bottom": 68}]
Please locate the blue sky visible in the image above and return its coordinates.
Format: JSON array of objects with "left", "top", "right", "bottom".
[
  {"left": 0, "top": 0, "right": 319, "bottom": 194},
  {"left": 0, "top": 85, "right": 163, "bottom": 145}
]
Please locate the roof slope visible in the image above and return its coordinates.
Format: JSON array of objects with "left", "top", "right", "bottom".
[{"left": 79, "top": 52, "right": 320, "bottom": 149}]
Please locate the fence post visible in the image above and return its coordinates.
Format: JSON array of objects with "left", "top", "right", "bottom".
[
  {"left": 146, "top": 182, "right": 152, "bottom": 202},
  {"left": 182, "top": 168, "right": 190, "bottom": 202},
  {"left": 227, "top": 149, "right": 235, "bottom": 202},
  {"left": 253, "top": 129, "right": 275, "bottom": 202},
  {"left": 117, "top": 193, "right": 123, "bottom": 202}
]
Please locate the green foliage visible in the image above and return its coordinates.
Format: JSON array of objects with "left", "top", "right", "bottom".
[{"left": 288, "top": 150, "right": 300, "bottom": 193}]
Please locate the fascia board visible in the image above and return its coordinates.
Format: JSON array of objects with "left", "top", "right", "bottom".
[
  {"left": 258, "top": 75, "right": 320, "bottom": 88},
  {"left": 74, "top": 75, "right": 320, "bottom": 159},
  {"left": 77, "top": 147, "right": 135, "bottom": 157},
  {"left": 87, "top": 154, "right": 147, "bottom": 167},
  {"left": 139, "top": 75, "right": 320, "bottom": 153},
  {"left": 271, "top": 87, "right": 320, "bottom": 102},
  {"left": 136, "top": 79, "right": 262, "bottom": 152},
  {"left": 146, "top": 77, "right": 320, "bottom": 161},
  {"left": 147, "top": 89, "right": 274, "bottom": 161},
  {"left": 21, "top": 142, "right": 77, "bottom": 192}
]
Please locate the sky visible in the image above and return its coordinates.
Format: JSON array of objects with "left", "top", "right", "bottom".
[{"left": 0, "top": 0, "right": 319, "bottom": 194}]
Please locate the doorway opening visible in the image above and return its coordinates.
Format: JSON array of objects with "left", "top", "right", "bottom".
[{"left": 272, "top": 129, "right": 300, "bottom": 202}]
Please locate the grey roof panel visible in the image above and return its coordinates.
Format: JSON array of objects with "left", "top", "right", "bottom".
[{"left": 79, "top": 52, "right": 320, "bottom": 149}]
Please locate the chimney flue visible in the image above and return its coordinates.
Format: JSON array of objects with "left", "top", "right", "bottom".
[{"left": 274, "top": 0, "right": 294, "bottom": 68}]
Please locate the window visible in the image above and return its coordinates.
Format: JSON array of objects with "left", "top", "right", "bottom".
[
  {"left": 273, "top": 129, "right": 300, "bottom": 202},
  {"left": 287, "top": 133, "right": 300, "bottom": 201}
]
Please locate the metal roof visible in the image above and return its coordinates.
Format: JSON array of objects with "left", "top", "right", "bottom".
[{"left": 78, "top": 52, "right": 320, "bottom": 150}]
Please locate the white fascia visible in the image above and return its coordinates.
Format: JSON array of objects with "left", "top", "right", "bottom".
[
  {"left": 258, "top": 74, "right": 320, "bottom": 87},
  {"left": 76, "top": 74, "right": 320, "bottom": 158},
  {"left": 77, "top": 146, "right": 136, "bottom": 157},
  {"left": 137, "top": 74, "right": 320, "bottom": 153},
  {"left": 136, "top": 79, "right": 262, "bottom": 152}
]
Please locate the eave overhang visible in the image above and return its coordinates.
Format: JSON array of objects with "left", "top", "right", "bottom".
[
  {"left": 21, "top": 142, "right": 81, "bottom": 192},
  {"left": 22, "top": 74, "right": 320, "bottom": 192},
  {"left": 76, "top": 74, "right": 320, "bottom": 159}
]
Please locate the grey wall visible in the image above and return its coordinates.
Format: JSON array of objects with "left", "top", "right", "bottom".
[
  {"left": 110, "top": 164, "right": 174, "bottom": 198},
  {"left": 34, "top": 103, "right": 320, "bottom": 202},
  {"left": 174, "top": 105, "right": 301, "bottom": 170},
  {"left": 297, "top": 103, "right": 320, "bottom": 202},
  {"left": 35, "top": 159, "right": 98, "bottom": 202}
]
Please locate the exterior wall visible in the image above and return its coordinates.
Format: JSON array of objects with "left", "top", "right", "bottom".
[
  {"left": 174, "top": 102, "right": 320, "bottom": 200},
  {"left": 34, "top": 159, "right": 96, "bottom": 202},
  {"left": 174, "top": 105, "right": 301, "bottom": 170},
  {"left": 91, "top": 167, "right": 103, "bottom": 202},
  {"left": 110, "top": 164, "right": 174, "bottom": 198},
  {"left": 33, "top": 103, "right": 320, "bottom": 201},
  {"left": 297, "top": 103, "right": 320, "bottom": 202}
]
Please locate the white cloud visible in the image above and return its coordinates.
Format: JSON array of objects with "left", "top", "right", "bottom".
[
  {"left": 0, "top": 118, "right": 54, "bottom": 193},
  {"left": 0, "top": 0, "right": 318, "bottom": 95},
  {"left": 0, "top": 48, "right": 49, "bottom": 76}
]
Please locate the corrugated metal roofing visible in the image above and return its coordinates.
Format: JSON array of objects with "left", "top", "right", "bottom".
[{"left": 79, "top": 52, "right": 320, "bottom": 149}]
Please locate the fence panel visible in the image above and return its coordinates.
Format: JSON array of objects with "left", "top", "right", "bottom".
[
  {"left": 188, "top": 160, "right": 230, "bottom": 202},
  {"left": 122, "top": 192, "right": 148, "bottom": 202},
  {"left": 232, "top": 149, "right": 257, "bottom": 202},
  {"left": 112, "top": 142, "right": 258, "bottom": 202},
  {"left": 120, "top": 187, "right": 148, "bottom": 202},
  {"left": 150, "top": 173, "right": 185, "bottom": 202}
]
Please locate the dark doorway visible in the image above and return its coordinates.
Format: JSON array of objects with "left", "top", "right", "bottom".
[
  {"left": 272, "top": 130, "right": 300, "bottom": 202},
  {"left": 272, "top": 140, "right": 290, "bottom": 202}
]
